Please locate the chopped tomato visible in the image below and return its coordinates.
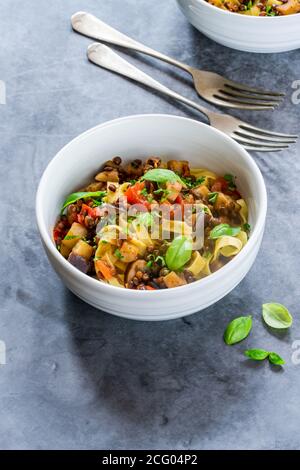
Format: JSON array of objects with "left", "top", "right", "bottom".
[
  {"left": 211, "top": 177, "right": 241, "bottom": 198},
  {"left": 53, "top": 220, "right": 69, "bottom": 244},
  {"left": 174, "top": 194, "right": 184, "bottom": 205},
  {"left": 125, "top": 182, "right": 150, "bottom": 208},
  {"left": 77, "top": 203, "right": 101, "bottom": 224}
]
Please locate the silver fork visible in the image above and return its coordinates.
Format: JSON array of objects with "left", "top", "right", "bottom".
[
  {"left": 87, "top": 44, "right": 297, "bottom": 152},
  {"left": 72, "top": 11, "right": 284, "bottom": 111}
]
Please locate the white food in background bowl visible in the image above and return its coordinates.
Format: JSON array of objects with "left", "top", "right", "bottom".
[
  {"left": 36, "top": 114, "right": 267, "bottom": 321},
  {"left": 176, "top": 0, "right": 300, "bottom": 53}
]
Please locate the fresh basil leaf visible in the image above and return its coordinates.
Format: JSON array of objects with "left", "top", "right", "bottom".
[
  {"left": 224, "top": 315, "right": 252, "bottom": 345},
  {"left": 141, "top": 169, "right": 183, "bottom": 185},
  {"left": 262, "top": 303, "right": 293, "bottom": 329},
  {"left": 135, "top": 212, "right": 154, "bottom": 227},
  {"left": 165, "top": 236, "right": 193, "bottom": 271},
  {"left": 61, "top": 191, "right": 106, "bottom": 213},
  {"left": 208, "top": 192, "right": 218, "bottom": 204},
  {"left": 210, "top": 223, "right": 241, "bottom": 239},
  {"left": 224, "top": 174, "right": 237, "bottom": 190},
  {"left": 244, "top": 349, "right": 269, "bottom": 361},
  {"left": 268, "top": 352, "right": 285, "bottom": 366},
  {"left": 181, "top": 176, "right": 205, "bottom": 189}
]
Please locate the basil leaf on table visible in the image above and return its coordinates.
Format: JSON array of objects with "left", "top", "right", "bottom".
[
  {"left": 244, "top": 349, "right": 269, "bottom": 361},
  {"left": 141, "top": 169, "right": 183, "bottom": 185},
  {"left": 244, "top": 349, "right": 285, "bottom": 366},
  {"left": 210, "top": 223, "right": 241, "bottom": 239},
  {"left": 61, "top": 191, "right": 106, "bottom": 213},
  {"left": 262, "top": 303, "right": 293, "bottom": 329},
  {"left": 165, "top": 236, "right": 193, "bottom": 271},
  {"left": 224, "top": 315, "right": 252, "bottom": 345},
  {"left": 268, "top": 352, "right": 285, "bottom": 366}
]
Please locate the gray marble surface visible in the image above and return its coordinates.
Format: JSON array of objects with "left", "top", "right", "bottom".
[{"left": 0, "top": 0, "right": 300, "bottom": 450}]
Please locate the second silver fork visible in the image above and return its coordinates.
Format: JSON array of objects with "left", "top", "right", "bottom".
[
  {"left": 72, "top": 11, "right": 284, "bottom": 111},
  {"left": 87, "top": 43, "right": 297, "bottom": 153}
]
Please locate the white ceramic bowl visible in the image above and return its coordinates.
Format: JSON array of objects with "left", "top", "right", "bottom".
[
  {"left": 36, "top": 114, "right": 267, "bottom": 321},
  {"left": 176, "top": 0, "right": 300, "bottom": 53}
]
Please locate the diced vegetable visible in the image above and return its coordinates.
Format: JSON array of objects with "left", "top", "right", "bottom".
[
  {"left": 71, "top": 240, "right": 93, "bottom": 261},
  {"left": 163, "top": 271, "right": 187, "bottom": 288},
  {"left": 119, "top": 242, "right": 139, "bottom": 263},
  {"left": 60, "top": 222, "right": 87, "bottom": 258}
]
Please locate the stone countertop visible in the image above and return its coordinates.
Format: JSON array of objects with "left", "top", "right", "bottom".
[{"left": 0, "top": 0, "right": 300, "bottom": 450}]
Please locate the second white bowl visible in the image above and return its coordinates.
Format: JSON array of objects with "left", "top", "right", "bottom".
[{"left": 176, "top": 0, "right": 300, "bottom": 53}]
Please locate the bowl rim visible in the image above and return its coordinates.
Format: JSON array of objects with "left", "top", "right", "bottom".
[
  {"left": 189, "top": 0, "right": 300, "bottom": 19},
  {"left": 36, "top": 113, "right": 267, "bottom": 298}
]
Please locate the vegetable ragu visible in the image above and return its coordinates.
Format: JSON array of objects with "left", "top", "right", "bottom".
[
  {"left": 206, "top": 0, "right": 300, "bottom": 16},
  {"left": 53, "top": 156, "right": 249, "bottom": 290}
]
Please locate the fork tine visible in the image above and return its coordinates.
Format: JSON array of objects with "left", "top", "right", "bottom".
[
  {"left": 218, "top": 88, "right": 283, "bottom": 104},
  {"left": 240, "top": 145, "right": 284, "bottom": 153},
  {"left": 239, "top": 123, "right": 298, "bottom": 139},
  {"left": 234, "top": 128, "right": 296, "bottom": 144},
  {"left": 209, "top": 96, "right": 275, "bottom": 111},
  {"left": 214, "top": 93, "right": 278, "bottom": 108},
  {"left": 232, "top": 135, "right": 290, "bottom": 149},
  {"left": 224, "top": 79, "right": 285, "bottom": 97}
]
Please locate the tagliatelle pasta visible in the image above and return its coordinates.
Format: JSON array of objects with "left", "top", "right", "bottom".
[
  {"left": 212, "top": 235, "right": 243, "bottom": 262},
  {"left": 53, "top": 157, "right": 250, "bottom": 290},
  {"left": 237, "top": 199, "right": 248, "bottom": 224}
]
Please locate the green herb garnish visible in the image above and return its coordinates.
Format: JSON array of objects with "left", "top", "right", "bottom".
[
  {"left": 224, "top": 174, "right": 236, "bottom": 190},
  {"left": 210, "top": 223, "right": 241, "bottom": 239},
  {"left": 135, "top": 212, "right": 154, "bottom": 227},
  {"left": 165, "top": 236, "right": 193, "bottom": 271},
  {"left": 114, "top": 248, "right": 124, "bottom": 260},
  {"left": 141, "top": 169, "right": 184, "bottom": 185},
  {"left": 224, "top": 316, "right": 252, "bottom": 345},
  {"left": 181, "top": 176, "right": 205, "bottom": 189},
  {"left": 61, "top": 191, "right": 106, "bottom": 214},
  {"left": 140, "top": 187, "right": 148, "bottom": 196},
  {"left": 208, "top": 192, "right": 218, "bottom": 204},
  {"left": 262, "top": 303, "right": 293, "bottom": 329},
  {"left": 245, "top": 349, "right": 285, "bottom": 366}
]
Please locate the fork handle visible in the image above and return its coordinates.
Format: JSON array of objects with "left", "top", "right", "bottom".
[
  {"left": 87, "top": 44, "right": 210, "bottom": 122},
  {"left": 72, "top": 11, "right": 191, "bottom": 74}
]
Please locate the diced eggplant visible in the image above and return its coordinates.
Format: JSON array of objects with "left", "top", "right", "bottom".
[{"left": 68, "top": 252, "right": 90, "bottom": 273}]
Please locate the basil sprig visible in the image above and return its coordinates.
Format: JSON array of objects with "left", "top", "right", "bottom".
[
  {"left": 165, "top": 236, "right": 192, "bottom": 271},
  {"left": 245, "top": 349, "right": 285, "bottom": 366},
  {"left": 210, "top": 223, "right": 241, "bottom": 239},
  {"left": 141, "top": 169, "right": 183, "bottom": 185},
  {"left": 262, "top": 303, "right": 293, "bottom": 329},
  {"left": 244, "top": 349, "right": 269, "bottom": 361},
  {"left": 61, "top": 191, "right": 106, "bottom": 213},
  {"left": 224, "top": 316, "right": 252, "bottom": 345}
]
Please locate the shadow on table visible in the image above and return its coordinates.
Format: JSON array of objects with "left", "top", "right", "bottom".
[{"left": 62, "top": 284, "right": 263, "bottom": 442}]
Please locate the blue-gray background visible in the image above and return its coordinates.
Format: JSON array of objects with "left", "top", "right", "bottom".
[{"left": 0, "top": 0, "right": 300, "bottom": 450}]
